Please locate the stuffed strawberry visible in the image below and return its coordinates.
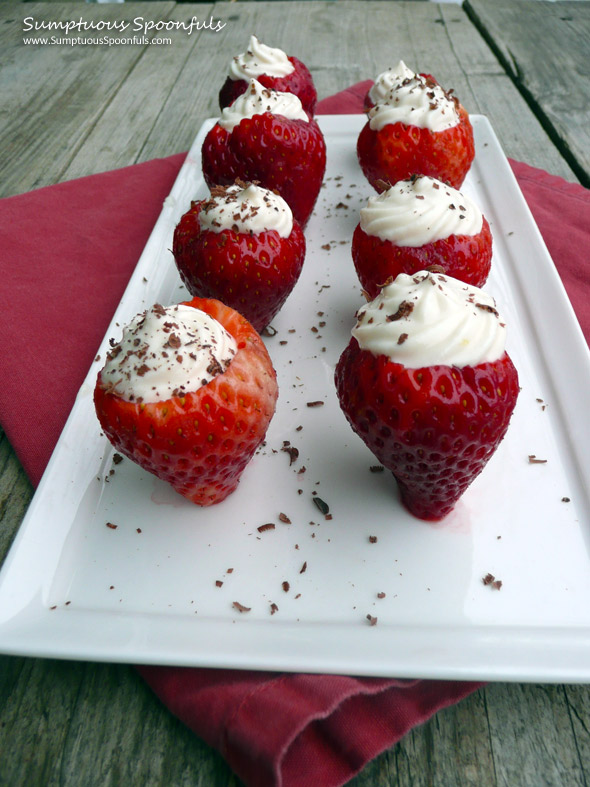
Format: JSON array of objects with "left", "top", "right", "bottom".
[
  {"left": 357, "top": 66, "right": 474, "bottom": 191},
  {"left": 172, "top": 182, "right": 306, "bottom": 332},
  {"left": 335, "top": 271, "right": 519, "bottom": 521},
  {"left": 352, "top": 175, "right": 492, "bottom": 298},
  {"left": 219, "top": 35, "right": 317, "bottom": 117},
  {"left": 94, "top": 299, "right": 278, "bottom": 507},
  {"left": 202, "top": 79, "right": 326, "bottom": 228}
]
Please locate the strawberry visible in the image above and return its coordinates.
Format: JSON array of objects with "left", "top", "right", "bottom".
[
  {"left": 202, "top": 85, "right": 326, "bottom": 228},
  {"left": 172, "top": 182, "right": 306, "bottom": 332},
  {"left": 94, "top": 298, "right": 278, "bottom": 507},
  {"left": 352, "top": 176, "right": 492, "bottom": 298},
  {"left": 219, "top": 58, "right": 317, "bottom": 117},
  {"left": 357, "top": 75, "right": 475, "bottom": 190},
  {"left": 353, "top": 220, "right": 493, "bottom": 298},
  {"left": 334, "top": 272, "right": 519, "bottom": 521}
]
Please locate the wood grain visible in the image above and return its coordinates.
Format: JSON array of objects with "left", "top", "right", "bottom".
[
  {"left": 1, "top": 3, "right": 589, "bottom": 786},
  {"left": 465, "top": 0, "right": 590, "bottom": 187}
]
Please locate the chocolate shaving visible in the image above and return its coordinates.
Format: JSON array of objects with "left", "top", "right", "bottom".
[
  {"left": 528, "top": 455, "right": 548, "bottom": 464},
  {"left": 281, "top": 443, "right": 299, "bottom": 465},
  {"left": 232, "top": 601, "right": 251, "bottom": 613},
  {"left": 299, "top": 561, "right": 307, "bottom": 574},
  {"left": 207, "top": 358, "right": 224, "bottom": 377},
  {"left": 306, "top": 400, "right": 324, "bottom": 408},
  {"left": 279, "top": 513, "right": 291, "bottom": 524},
  {"left": 106, "top": 522, "right": 118, "bottom": 530},
  {"left": 313, "top": 497, "right": 329, "bottom": 516},
  {"left": 386, "top": 300, "right": 414, "bottom": 322},
  {"left": 475, "top": 302, "right": 499, "bottom": 317},
  {"left": 257, "top": 523, "right": 275, "bottom": 533}
]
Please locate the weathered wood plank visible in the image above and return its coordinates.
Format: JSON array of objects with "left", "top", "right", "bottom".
[
  {"left": 484, "top": 683, "right": 585, "bottom": 785},
  {"left": 465, "top": 0, "right": 590, "bottom": 187},
  {"left": 0, "top": 2, "right": 176, "bottom": 199},
  {"left": 62, "top": 3, "right": 217, "bottom": 180}
]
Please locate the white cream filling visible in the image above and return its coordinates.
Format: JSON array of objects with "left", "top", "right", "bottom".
[
  {"left": 100, "top": 304, "right": 237, "bottom": 402},
  {"left": 218, "top": 79, "right": 309, "bottom": 132},
  {"left": 229, "top": 35, "right": 295, "bottom": 80},
  {"left": 199, "top": 183, "right": 293, "bottom": 238},
  {"left": 353, "top": 271, "right": 506, "bottom": 369},
  {"left": 360, "top": 176, "right": 483, "bottom": 246}
]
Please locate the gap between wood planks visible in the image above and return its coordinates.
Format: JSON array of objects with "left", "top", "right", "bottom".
[{"left": 463, "top": 0, "right": 590, "bottom": 189}]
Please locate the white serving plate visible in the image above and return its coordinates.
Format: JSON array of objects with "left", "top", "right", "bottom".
[{"left": 1, "top": 115, "right": 590, "bottom": 682}]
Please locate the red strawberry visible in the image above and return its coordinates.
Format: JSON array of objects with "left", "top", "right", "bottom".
[
  {"left": 334, "top": 273, "right": 519, "bottom": 521},
  {"left": 172, "top": 183, "right": 306, "bottom": 332},
  {"left": 357, "top": 103, "right": 475, "bottom": 191},
  {"left": 219, "top": 56, "right": 317, "bottom": 117},
  {"left": 201, "top": 109, "right": 326, "bottom": 228},
  {"left": 353, "top": 220, "right": 493, "bottom": 298},
  {"left": 352, "top": 177, "right": 492, "bottom": 298},
  {"left": 94, "top": 298, "right": 278, "bottom": 507}
]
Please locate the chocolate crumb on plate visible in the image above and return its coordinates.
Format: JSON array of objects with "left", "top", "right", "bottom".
[
  {"left": 313, "top": 497, "right": 329, "bottom": 515},
  {"left": 270, "top": 603, "right": 279, "bottom": 615},
  {"left": 279, "top": 513, "right": 291, "bottom": 524},
  {"left": 281, "top": 442, "right": 299, "bottom": 465},
  {"left": 232, "top": 601, "right": 251, "bottom": 613},
  {"left": 282, "top": 581, "right": 290, "bottom": 592},
  {"left": 369, "top": 535, "right": 378, "bottom": 543},
  {"left": 257, "top": 523, "right": 276, "bottom": 533},
  {"left": 106, "top": 522, "right": 118, "bottom": 530},
  {"left": 528, "top": 454, "right": 548, "bottom": 464},
  {"left": 366, "top": 614, "right": 378, "bottom": 626}
]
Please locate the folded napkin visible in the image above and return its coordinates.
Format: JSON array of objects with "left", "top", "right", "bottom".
[{"left": 1, "top": 82, "right": 589, "bottom": 787}]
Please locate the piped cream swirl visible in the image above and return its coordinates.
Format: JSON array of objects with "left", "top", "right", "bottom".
[
  {"left": 352, "top": 272, "right": 506, "bottom": 369},
  {"left": 100, "top": 304, "right": 237, "bottom": 403},
  {"left": 218, "top": 79, "right": 309, "bottom": 132},
  {"left": 229, "top": 35, "right": 295, "bottom": 80},
  {"left": 368, "top": 61, "right": 415, "bottom": 105},
  {"left": 199, "top": 183, "right": 293, "bottom": 237},
  {"left": 360, "top": 176, "right": 483, "bottom": 246},
  {"left": 368, "top": 63, "right": 460, "bottom": 132}
]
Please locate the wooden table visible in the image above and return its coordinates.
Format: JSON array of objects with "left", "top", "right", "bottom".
[{"left": 1, "top": 2, "right": 589, "bottom": 784}]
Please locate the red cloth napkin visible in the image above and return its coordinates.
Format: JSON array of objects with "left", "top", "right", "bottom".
[{"left": 1, "top": 82, "right": 589, "bottom": 787}]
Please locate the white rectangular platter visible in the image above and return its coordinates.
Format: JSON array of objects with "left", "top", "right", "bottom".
[{"left": 1, "top": 114, "right": 590, "bottom": 682}]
